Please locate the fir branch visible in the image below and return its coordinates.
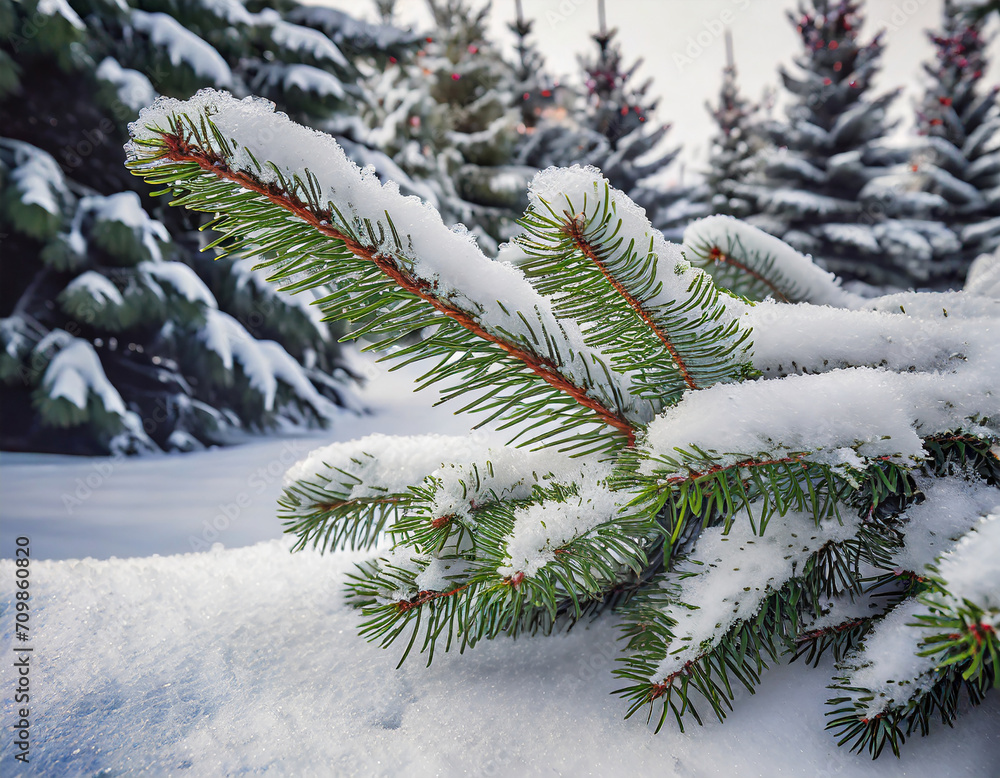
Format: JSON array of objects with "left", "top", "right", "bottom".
[
  {"left": 826, "top": 512, "right": 1000, "bottom": 758},
  {"left": 682, "top": 215, "right": 860, "bottom": 307},
  {"left": 516, "top": 171, "right": 752, "bottom": 410},
  {"left": 690, "top": 235, "right": 794, "bottom": 303},
  {"left": 793, "top": 617, "right": 874, "bottom": 666},
  {"left": 157, "top": 131, "right": 636, "bottom": 441},
  {"left": 561, "top": 213, "right": 699, "bottom": 391},
  {"left": 617, "top": 587, "right": 797, "bottom": 732},
  {"left": 614, "top": 444, "right": 851, "bottom": 562},
  {"left": 127, "top": 100, "right": 640, "bottom": 454}
]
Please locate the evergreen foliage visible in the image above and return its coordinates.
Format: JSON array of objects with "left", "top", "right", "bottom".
[
  {"left": 743, "top": 0, "right": 961, "bottom": 286},
  {"left": 0, "top": 0, "right": 420, "bottom": 453},
  {"left": 702, "top": 32, "right": 764, "bottom": 219},
  {"left": 362, "top": 0, "right": 532, "bottom": 252},
  {"left": 515, "top": 1, "right": 700, "bottom": 242},
  {"left": 126, "top": 89, "right": 999, "bottom": 757},
  {"left": 914, "top": 0, "right": 1000, "bottom": 264}
]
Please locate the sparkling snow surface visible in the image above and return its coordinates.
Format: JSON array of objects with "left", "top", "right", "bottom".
[{"left": 1, "top": 355, "right": 997, "bottom": 776}]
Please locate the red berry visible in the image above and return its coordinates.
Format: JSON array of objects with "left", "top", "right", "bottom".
[{"left": 451, "top": 73, "right": 461, "bottom": 80}]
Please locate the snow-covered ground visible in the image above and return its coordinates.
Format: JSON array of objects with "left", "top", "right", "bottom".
[{"left": 1, "top": 354, "right": 997, "bottom": 776}]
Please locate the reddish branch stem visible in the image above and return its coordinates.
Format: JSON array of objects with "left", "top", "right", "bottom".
[
  {"left": 396, "top": 584, "right": 470, "bottom": 612},
  {"left": 708, "top": 245, "right": 790, "bottom": 303},
  {"left": 156, "top": 132, "right": 636, "bottom": 445},
  {"left": 647, "top": 661, "right": 695, "bottom": 701},
  {"left": 665, "top": 453, "right": 894, "bottom": 487},
  {"left": 315, "top": 497, "right": 401, "bottom": 512},
  {"left": 796, "top": 618, "right": 867, "bottom": 645},
  {"left": 565, "top": 216, "right": 699, "bottom": 391},
  {"left": 665, "top": 455, "right": 807, "bottom": 485}
]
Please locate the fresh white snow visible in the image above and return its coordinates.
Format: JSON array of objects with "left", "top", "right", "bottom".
[
  {"left": 95, "top": 57, "right": 158, "bottom": 113},
  {"left": 5, "top": 139, "right": 71, "bottom": 217},
  {"left": 264, "top": 16, "right": 350, "bottom": 68},
  {"left": 130, "top": 10, "right": 234, "bottom": 87},
  {"left": 141, "top": 261, "right": 215, "bottom": 307},
  {"left": 37, "top": 0, "right": 85, "bottom": 30},
  {"left": 40, "top": 339, "right": 127, "bottom": 416}
]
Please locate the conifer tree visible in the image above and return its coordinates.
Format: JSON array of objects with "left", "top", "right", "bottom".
[
  {"left": 126, "top": 88, "right": 998, "bottom": 757},
  {"left": 745, "top": 0, "right": 958, "bottom": 286},
  {"left": 0, "top": 0, "right": 415, "bottom": 453},
  {"left": 517, "top": 0, "right": 700, "bottom": 241},
  {"left": 914, "top": 0, "right": 1000, "bottom": 264},
  {"left": 703, "top": 31, "right": 763, "bottom": 218},
  {"left": 363, "top": 0, "right": 533, "bottom": 252},
  {"left": 508, "top": 0, "right": 556, "bottom": 131}
]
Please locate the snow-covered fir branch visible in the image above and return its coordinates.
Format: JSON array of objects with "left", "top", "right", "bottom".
[{"left": 124, "top": 87, "right": 1000, "bottom": 758}]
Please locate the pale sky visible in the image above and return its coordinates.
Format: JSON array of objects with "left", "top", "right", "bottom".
[{"left": 309, "top": 0, "right": 1000, "bottom": 181}]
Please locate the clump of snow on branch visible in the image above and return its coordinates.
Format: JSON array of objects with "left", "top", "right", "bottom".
[
  {"left": 683, "top": 215, "right": 862, "bottom": 307},
  {"left": 893, "top": 476, "right": 1000, "bottom": 575},
  {"left": 928, "top": 512, "right": 1000, "bottom": 620},
  {"left": 6, "top": 139, "right": 71, "bottom": 216},
  {"left": 283, "top": 433, "right": 489, "bottom": 500},
  {"left": 651, "top": 506, "right": 860, "bottom": 681},
  {"left": 41, "top": 339, "right": 126, "bottom": 416},
  {"left": 130, "top": 10, "right": 233, "bottom": 87},
  {"left": 425, "top": 446, "right": 587, "bottom": 524},
  {"left": 498, "top": 463, "right": 618, "bottom": 579},
  {"left": 127, "top": 89, "right": 648, "bottom": 422},
  {"left": 96, "top": 57, "right": 158, "bottom": 113},
  {"left": 638, "top": 359, "right": 1000, "bottom": 479}
]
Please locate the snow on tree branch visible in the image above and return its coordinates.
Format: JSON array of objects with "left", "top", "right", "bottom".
[
  {"left": 124, "top": 87, "right": 1000, "bottom": 757},
  {"left": 127, "top": 89, "right": 647, "bottom": 453}
]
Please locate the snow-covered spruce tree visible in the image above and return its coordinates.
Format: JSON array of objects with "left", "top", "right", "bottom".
[
  {"left": 363, "top": 0, "right": 533, "bottom": 253},
  {"left": 127, "top": 89, "right": 999, "bottom": 757},
  {"left": 702, "top": 31, "right": 765, "bottom": 219},
  {"left": 516, "top": 2, "right": 702, "bottom": 242},
  {"left": 508, "top": 0, "right": 557, "bottom": 132},
  {"left": 573, "top": 5, "right": 705, "bottom": 241},
  {"left": 914, "top": 0, "right": 1000, "bottom": 265},
  {"left": 746, "top": 0, "right": 958, "bottom": 287},
  {"left": 0, "top": 0, "right": 419, "bottom": 453}
]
